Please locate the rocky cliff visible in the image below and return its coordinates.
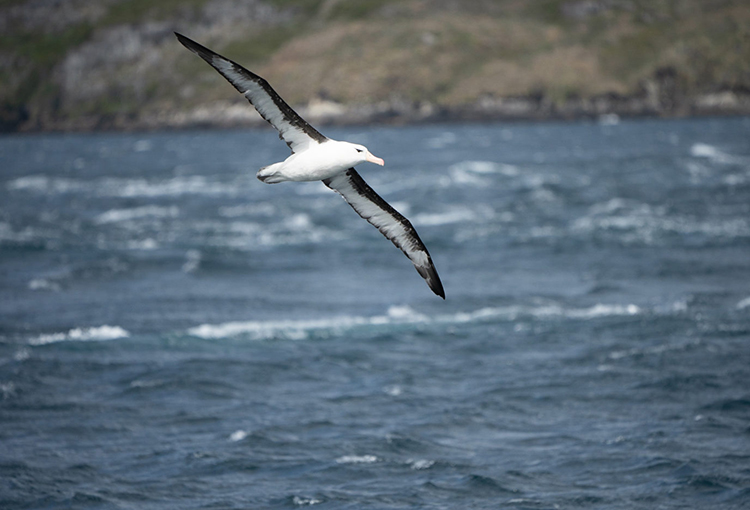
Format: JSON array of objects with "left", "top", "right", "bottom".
[{"left": 1, "top": 0, "right": 749, "bottom": 131}]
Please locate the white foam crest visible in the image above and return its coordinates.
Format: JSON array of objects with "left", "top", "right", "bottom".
[
  {"left": 413, "top": 208, "right": 476, "bottom": 226},
  {"left": 182, "top": 249, "right": 202, "bottom": 273},
  {"left": 7, "top": 175, "right": 86, "bottom": 193},
  {"left": 95, "top": 205, "right": 179, "bottom": 224},
  {"left": 407, "top": 459, "right": 435, "bottom": 470},
  {"left": 737, "top": 297, "right": 750, "bottom": 310},
  {"left": 441, "top": 160, "right": 521, "bottom": 187},
  {"left": 284, "top": 213, "right": 312, "bottom": 230},
  {"left": 30, "top": 325, "right": 130, "bottom": 346},
  {"left": 228, "top": 430, "right": 249, "bottom": 442},
  {"left": 8, "top": 175, "right": 241, "bottom": 198},
  {"left": 446, "top": 167, "right": 485, "bottom": 186},
  {"left": 335, "top": 455, "right": 378, "bottom": 464},
  {"left": 293, "top": 496, "right": 322, "bottom": 506},
  {"left": 0, "top": 222, "right": 45, "bottom": 244},
  {"left": 443, "top": 303, "right": 641, "bottom": 323},
  {"left": 451, "top": 161, "right": 498, "bottom": 174},
  {"left": 28, "top": 278, "right": 61, "bottom": 291},
  {"left": 690, "top": 143, "right": 739, "bottom": 164},
  {"left": 608, "top": 338, "right": 701, "bottom": 361},
  {"left": 218, "top": 203, "right": 276, "bottom": 218},
  {"left": 109, "top": 176, "right": 238, "bottom": 197},
  {"left": 450, "top": 160, "right": 520, "bottom": 176},
  {"left": 573, "top": 200, "right": 750, "bottom": 240},
  {"left": 193, "top": 215, "right": 341, "bottom": 250},
  {"left": 187, "top": 302, "right": 647, "bottom": 341}
]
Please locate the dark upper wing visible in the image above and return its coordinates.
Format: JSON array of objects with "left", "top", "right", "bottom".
[
  {"left": 175, "top": 32, "right": 326, "bottom": 153},
  {"left": 323, "top": 169, "right": 445, "bottom": 299}
]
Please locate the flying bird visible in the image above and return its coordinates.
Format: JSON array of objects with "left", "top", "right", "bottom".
[{"left": 175, "top": 33, "right": 444, "bottom": 299}]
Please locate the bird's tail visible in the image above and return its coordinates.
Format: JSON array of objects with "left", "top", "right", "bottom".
[{"left": 257, "top": 163, "right": 286, "bottom": 184}]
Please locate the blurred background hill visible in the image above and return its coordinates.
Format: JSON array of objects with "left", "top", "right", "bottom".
[{"left": 1, "top": 0, "right": 749, "bottom": 131}]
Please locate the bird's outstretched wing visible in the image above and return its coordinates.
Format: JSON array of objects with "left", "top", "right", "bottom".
[
  {"left": 175, "top": 32, "right": 326, "bottom": 153},
  {"left": 324, "top": 169, "right": 445, "bottom": 299}
]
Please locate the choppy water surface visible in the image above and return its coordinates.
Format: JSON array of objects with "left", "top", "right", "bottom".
[{"left": 1, "top": 117, "right": 749, "bottom": 509}]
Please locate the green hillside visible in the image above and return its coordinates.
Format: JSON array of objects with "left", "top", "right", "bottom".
[{"left": 1, "top": 0, "right": 749, "bottom": 131}]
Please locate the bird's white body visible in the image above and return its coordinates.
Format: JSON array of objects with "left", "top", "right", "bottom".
[{"left": 257, "top": 140, "right": 383, "bottom": 183}]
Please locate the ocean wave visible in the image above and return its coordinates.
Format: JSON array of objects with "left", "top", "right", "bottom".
[
  {"left": 451, "top": 160, "right": 520, "bottom": 176},
  {"left": 443, "top": 161, "right": 504, "bottom": 186},
  {"left": 690, "top": 143, "right": 739, "bottom": 164},
  {"left": 413, "top": 208, "right": 477, "bottom": 226},
  {"left": 29, "top": 325, "right": 130, "bottom": 346},
  {"left": 8, "top": 175, "right": 242, "bottom": 198},
  {"left": 218, "top": 203, "right": 276, "bottom": 218},
  {"left": 572, "top": 199, "right": 750, "bottom": 242},
  {"left": 426, "top": 131, "right": 457, "bottom": 149},
  {"left": 95, "top": 205, "right": 179, "bottom": 224},
  {"left": 186, "top": 302, "right": 644, "bottom": 340},
  {"left": 608, "top": 338, "right": 701, "bottom": 361},
  {"left": 335, "top": 455, "right": 378, "bottom": 464}
]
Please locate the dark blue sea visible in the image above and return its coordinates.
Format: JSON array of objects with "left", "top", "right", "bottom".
[{"left": 1, "top": 117, "right": 749, "bottom": 509}]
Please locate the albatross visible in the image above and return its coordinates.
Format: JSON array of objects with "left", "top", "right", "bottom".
[{"left": 175, "top": 33, "right": 445, "bottom": 299}]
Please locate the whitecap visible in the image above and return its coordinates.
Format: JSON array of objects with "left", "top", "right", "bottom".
[
  {"left": 413, "top": 208, "right": 476, "bottom": 226},
  {"left": 28, "top": 278, "right": 60, "bottom": 291},
  {"left": 690, "top": 143, "right": 737, "bottom": 164},
  {"left": 14, "top": 349, "right": 30, "bottom": 362},
  {"left": 30, "top": 325, "right": 130, "bottom": 346},
  {"left": 218, "top": 203, "right": 276, "bottom": 218},
  {"left": 1, "top": 382, "right": 16, "bottom": 399},
  {"left": 110, "top": 176, "right": 238, "bottom": 198},
  {"left": 284, "top": 213, "right": 312, "bottom": 230},
  {"left": 7, "top": 175, "right": 85, "bottom": 194},
  {"left": 182, "top": 249, "right": 202, "bottom": 273},
  {"left": 383, "top": 385, "right": 403, "bottom": 396},
  {"left": 228, "top": 430, "right": 249, "bottom": 442},
  {"left": 449, "top": 160, "right": 520, "bottom": 177},
  {"left": 335, "top": 455, "right": 378, "bottom": 464},
  {"left": 691, "top": 143, "right": 721, "bottom": 158},
  {"left": 292, "top": 496, "right": 322, "bottom": 506},
  {"left": 186, "top": 302, "right": 648, "bottom": 341},
  {"left": 608, "top": 338, "right": 701, "bottom": 361},
  {"left": 188, "top": 316, "right": 371, "bottom": 341},
  {"left": 450, "top": 161, "right": 497, "bottom": 174},
  {"left": 407, "top": 459, "right": 434, "bottom": 470},
  {"left": 737, "top": 297, "right": 750, "bottom": 310},
  {"left": 385, "top": 305, "right": 428, "bottom": 322},
  {"left": 95, "top": 205, "right": 179, "bottom": 224},
  {"left": 126, "top": 238, "right": 158, "bottom": 250}
]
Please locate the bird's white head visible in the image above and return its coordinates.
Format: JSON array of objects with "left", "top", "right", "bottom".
[{"left": 350, "top": 143, "right": 385, "bottom": 167}]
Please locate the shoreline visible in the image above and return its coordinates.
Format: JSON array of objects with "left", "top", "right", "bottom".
[{"left": 6, "top": 90, "right": 750, "bottom": 134}]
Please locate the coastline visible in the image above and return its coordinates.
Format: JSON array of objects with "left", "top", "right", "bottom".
[{"left": 8, "top": 88, "right": 750, "bottom": 134}]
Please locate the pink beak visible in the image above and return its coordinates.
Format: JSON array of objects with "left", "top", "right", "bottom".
[{"left": 366, "top": 152, "right": 385, "bottom": 166}]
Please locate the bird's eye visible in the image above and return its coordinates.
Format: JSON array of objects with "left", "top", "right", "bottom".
[{"left": 355, "top": 148, "right": 364, "bottom": 153}]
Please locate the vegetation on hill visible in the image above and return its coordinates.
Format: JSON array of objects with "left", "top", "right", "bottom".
[{"left": 1, "top": 0, "right": 748, "bottom": 131}]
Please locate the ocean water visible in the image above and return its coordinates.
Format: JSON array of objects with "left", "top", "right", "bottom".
[{"left": 1, "top": 117, "right": 749, "bottom": 509}]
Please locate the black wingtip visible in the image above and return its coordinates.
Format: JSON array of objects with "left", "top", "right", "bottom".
[
  {"left": 417, "top": 264, "right": 445, "bottom": 299},
  {"left": 174, "top": 32, "right": 216, "bottom": 62},
  {"left": 174, "top": 32, "right": 189, "bottom": 46},
  {"left": 431, "top": 273, "right": 446, "bottom": 300}
]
